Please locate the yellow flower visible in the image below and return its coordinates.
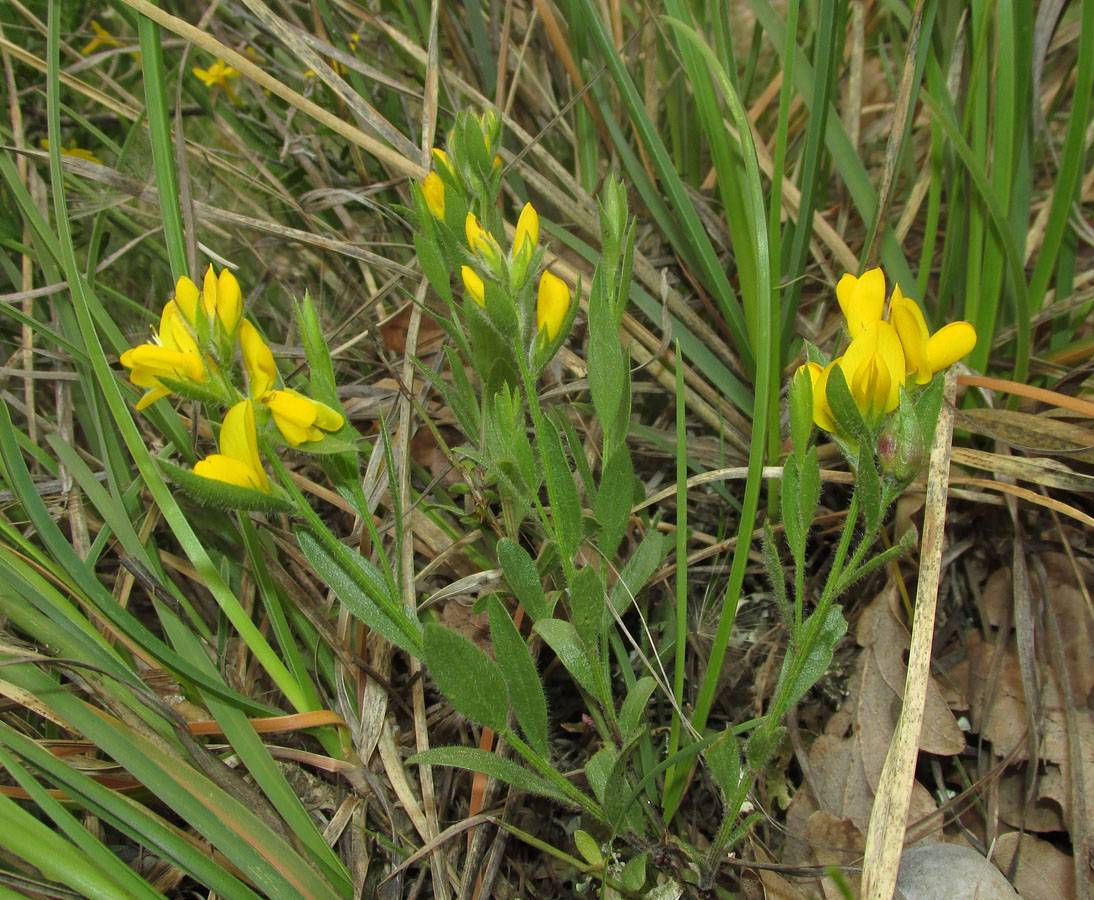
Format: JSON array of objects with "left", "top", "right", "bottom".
[
  {"left": 536, "top": 270, "right": 570, "bottom": 340},
  {"left": 422, "top": 171, "right": 445, "bottom": 219},
  {"left": 120, "top": 301, "right": 207, "bottom": 409},
  {"left": 432, "top": 148, "right": 449, "bottom": 170},
  {"left": 806, "top": 320, "right": 906, "bottom": 432},
  {"left": 82, "top": 20, "right": 121, "bottom": 55},
  {"left": 193, "top": 60, "right": 241, "bottom": 103},
  {"left": 836, "top": 267, "right": 886, "bottom": 338},
  {"left": 238, "top": 320, "right": 343, "bottom": 445},
  {"left": 461, "top": 265, "right": 485, "bottom": 306},
  {"left": 40, "top": 138, "right": 101, "bottom": 165},
  {"left": 193, "top": 400, "right": 269, "bottom": 492},
  {"left": 888, "top": 286, "right": 977, "bottom": 385},
  {"left": 265, "top": 389, "right": 344, "bottom": 446},
  {"left": 513, "top": 202, "right": 539, "bottom": 256}
]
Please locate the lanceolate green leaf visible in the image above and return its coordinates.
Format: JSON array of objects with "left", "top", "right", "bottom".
[
  {"left": 407, "top": 747, "right": 571, "bottom": 804},
  {"left": 488, "top": 597, "right": 550, "bottom": 757},
  {"left": 424, "top": 623, "right": 509, "bottom": 732}
]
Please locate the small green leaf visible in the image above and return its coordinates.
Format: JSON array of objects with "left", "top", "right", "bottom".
[
  {"left": 783, "top": 605, "right": 848, "bottom": 709},
  {"left": 424, "top": 623, "right": 508, "bottom": 732},
  {"left": 856, "top": 443, "right": 882, "bottom": 535},
  {"left": 443, "top": 346, "right": 482, "bottom": 437},
  {"left": 914, "top": 374, "right": 946, "bottom": 444},
  {"left": 788, "top": 365, "right": 814, "bottom": 460},
  {"left": 297, "top": 528, "right": 422, "bottom": 655},
  {"left": 780, "top": 455, "right": 803, "bottom": 566},
  {"left": 574, "top": 830, "right": 604, "bottom": 868},
  {"left": 619, "top": 675, "right": 656, "bottom": 740},
  {"left": 413, "top": 232, "right": 453, "bottom": 306},
  {"left": 295, "top": 291, "right": 338, "bottom": 404},
  {"left": 568, "top": 566, "right": 605, "bottom": 652},
  {"left": 587, "top": 265, "right": 625, "bottom": 435},
  {"left": 497, "top": 538, "right": 548, "bottom": 622},
  {"left": 621, "top": 853, "right": 648, "bottom": 893},
  {"left": 539, "top": 424, "right": 582, "bottom": 563},
  {"left": 488, "top": 596, "right": 549, "bottom": 758},
  {"left": 799, "top": 446, "right": 821, "bottom": 536},
  {"left": 705, "top": 727, "right": 742, "bottom": 800},
  {"left": 744, "top": 725, "right": 785, "bottom": 772},
  {"left": 534, "top": 618, "right": 600, "bottom": 700},
  {"left": 595, "top": 445, "right": 634, "bottom": 559},
  {"left": 824, "top": 365, "right": 868, "bottom": 445},
  {"left": 762, "top": 522, "right": 792, "bottom": 631},
  {"left": 609, "top": 530, "right": 671, "bottom": 613},
  {"left": 407, "top": 746, "right": 570, "bottom": 804}
]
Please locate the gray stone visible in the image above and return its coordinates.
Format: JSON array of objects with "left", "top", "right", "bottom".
[{"left": 896, "top": 843, "right": 1022, "bottom": 900}]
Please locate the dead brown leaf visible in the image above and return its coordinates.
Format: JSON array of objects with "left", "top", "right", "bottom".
[
  {"left": 784, "top": 589, "right": 961, "bottom": 861},
  {"left": 993, "top": 831, "right": 1076, "bottom": 900}
]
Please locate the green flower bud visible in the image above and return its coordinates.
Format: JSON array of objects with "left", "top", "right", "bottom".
[{"left": 877, "top": 399, "right": 925, "bottom": 485}]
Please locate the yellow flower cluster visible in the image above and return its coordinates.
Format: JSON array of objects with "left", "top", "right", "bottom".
[
  {"left": 803, "top": 268, "right": 977, "bottom": 432},
  {"left": 121, "top": 266, "right": 343, "bottom": 493},
  {"left": 416, "top": 112, "right": 573, "bottom": 350}
]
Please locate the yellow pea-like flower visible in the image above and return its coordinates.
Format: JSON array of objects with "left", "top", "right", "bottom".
[
  {"left": 193, "top": 60, "right": 241, "bottom": 103},
  {"left": 461, "top": 266, "right": 486, "bottom": 306},
  {"left": 536, "top": 270, "right": 570, "bottom": 340},
  {"left": 266, "top": 389, "right": 344, "bottom": 446},
  {"left": 193, "top": 400, "right": 269, "bottom": 492},
  {"left": 202, "top": 265, "right": 243, "bottom": 334},
  {"left": 120, "top": 301, "right": 207, "bottom": 409}
]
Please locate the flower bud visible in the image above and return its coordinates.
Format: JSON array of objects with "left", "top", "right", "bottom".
[
  {"left": 536, "top": 270, "right": 570, "bottom": 340},
  {"left": 422, "top": 171, "right": 445, "bottom": 220},
  {"left": 877, "top": 399, "right": 925, "bottom": 484},
  {"left": 461, "top": 265, "right": 486, "bottom": 306}
]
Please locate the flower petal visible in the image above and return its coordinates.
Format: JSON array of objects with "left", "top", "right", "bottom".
[
  {"left": 423, "top": 172, "right": 445, "bottom": 220},
  {"left": 806, "top": 361, "right": 838, "bottom": 433},
  {"left": 461, "top": 265, "right": 485, "bottom": 306},
  {"left": 218, "top": 399, "right": 268, "bottom": 491},
  {"left": 514, "top": 202, "right": 539, "bottom": 256},
  {"left": 174, "top": 277, "right": 200, "bottom": 324},
  {"left": 536, "top": 270, "right": 570, "bottom": 340},
  {"left": 836, "top": 268, "right": 886, "bottom": 338},
  {"left": 239, "top": 319, "right": 278, "bottom": 399},
  {"left": 216, "top": 268, "right": 242, "bottom": 333},
  {"left": 194, "top": 454, "right": 267, "bottom": 491},
  {"left": 926, "top": 321, "right": 977, "bottom": 373},
  {"left": 202, "top": 264, "right": 218, "bottom": 319},
  {"left": 889, "top": 287, "right": 932, "bottom": 384},
  {"left": 839, "top": 320, "right": 904, "bottom": 414}
]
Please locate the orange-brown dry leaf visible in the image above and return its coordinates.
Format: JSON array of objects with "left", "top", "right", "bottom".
[{"left": 992, "top": 831, "right": 1075, "bottom": 900}]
